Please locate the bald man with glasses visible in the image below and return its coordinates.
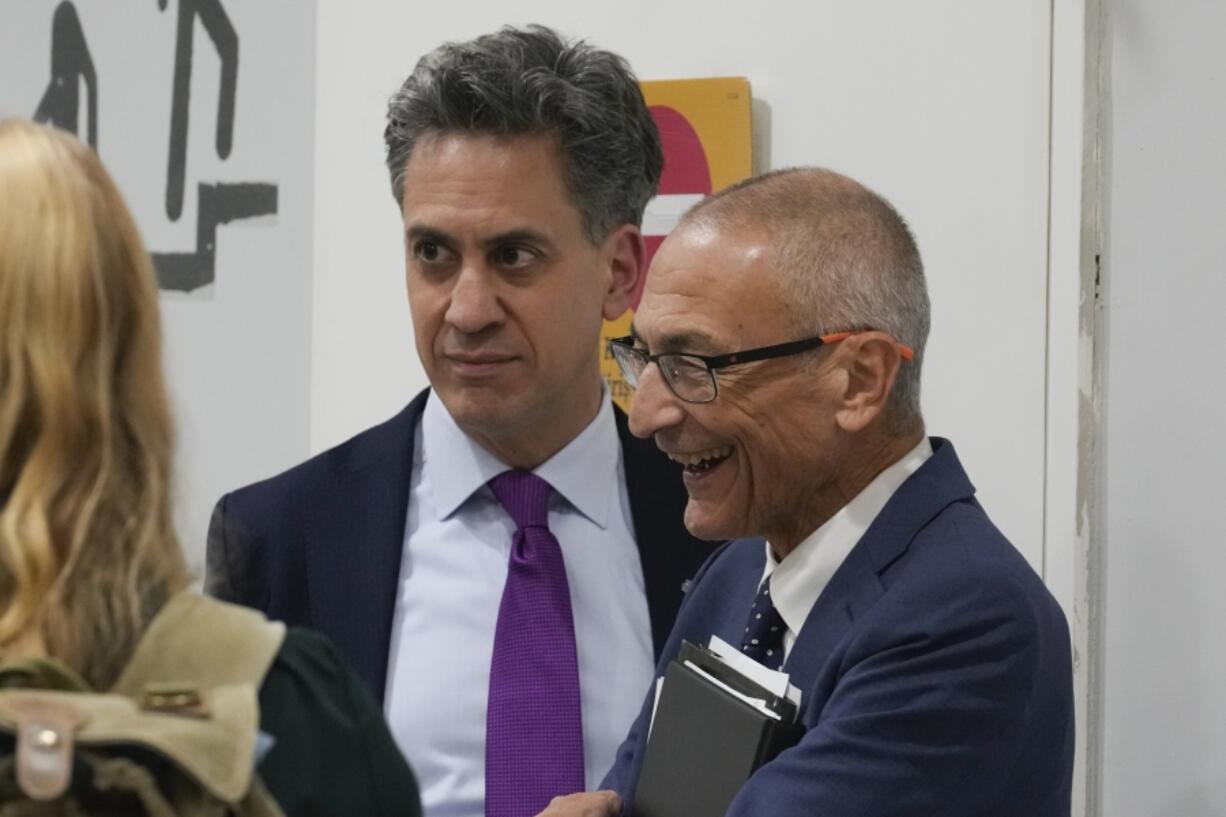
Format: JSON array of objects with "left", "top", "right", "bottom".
[{"left": 540, "top": 168, "right": 1074, "bottom": 817}]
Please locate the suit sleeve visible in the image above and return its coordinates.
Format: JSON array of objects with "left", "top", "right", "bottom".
[
  {"left": 726, "top": 567, "right": 1066, "bottom": 817},
  {"left": 600, "top": 540, "right": 740, "bottom": 806},
  {"left": 205, "top": 492, "right": 265, "bottom": 608}
]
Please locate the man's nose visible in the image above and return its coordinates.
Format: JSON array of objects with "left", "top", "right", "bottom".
[
  {"left": 445, "top": 264, "right": 504, "bottom": 334},
  {"left": 628, "top": 362, "right": 687, "bottom": 440}
]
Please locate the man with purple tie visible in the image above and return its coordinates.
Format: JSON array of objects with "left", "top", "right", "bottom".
[{"left": 205, "top": 25, "right": 713, "bottom": 817}]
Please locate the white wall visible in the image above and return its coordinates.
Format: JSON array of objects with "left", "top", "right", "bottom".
[
  {"left": 1100, "top": 1, "right": 1226, "bottom": 813},
  {"left": 312, "top": 0, "right": 1055, "bottom": 570}
]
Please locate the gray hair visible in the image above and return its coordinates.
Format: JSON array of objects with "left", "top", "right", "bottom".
[
  {"left": 384, "top": 25, "right": 663, "bottom": 243},
  {"left": 687, "top": 168, "right": 931, "bottom": 433}
]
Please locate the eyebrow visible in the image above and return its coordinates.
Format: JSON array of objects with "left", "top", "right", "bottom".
[
  {"left": 629, "top": 322, "right": 717, "bottom": 354},
  {"left": 481, "top": 228, "right": 555, "bottom": 253},
  {"left": 403, "top": 224, "right": 556, "bottom": 253},
  {"left": 405, "top": 225, "right": 454, "bottom": 245}
]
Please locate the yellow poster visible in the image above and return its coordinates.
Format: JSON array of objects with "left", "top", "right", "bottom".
[{"left": 602, "top": 77, "right": 754, "bottom": 411}]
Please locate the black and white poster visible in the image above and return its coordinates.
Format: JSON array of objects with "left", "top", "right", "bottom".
[{"left": 2, "top": 0, "right": 315, "bottom": 569}]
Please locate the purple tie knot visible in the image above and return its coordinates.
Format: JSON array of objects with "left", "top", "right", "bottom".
[{"left": 489, "top": 470, "right": 553, "bottom": 530}]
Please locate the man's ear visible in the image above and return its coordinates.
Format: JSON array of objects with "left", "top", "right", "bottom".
[
  {"left": 834, "top": 332, "right": 904, "bottom": 432},
  {"left": 601, "top": 225, "right": 646, "bottom": 321}
]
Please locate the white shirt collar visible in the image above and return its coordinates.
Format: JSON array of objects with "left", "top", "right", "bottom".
[
  {"left": 419, "top": 389, "right": 619, "bottom": 529},
  {"left": 762, "top": 437, "right": 934, "bottom": 640}
]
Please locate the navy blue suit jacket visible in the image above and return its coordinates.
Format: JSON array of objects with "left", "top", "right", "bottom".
[
  {"left": 603, "top": 438, "right": 1074, "bottom": 816},
  {"left": 205, "top": 389, "right": 715, "bottom": 703}
]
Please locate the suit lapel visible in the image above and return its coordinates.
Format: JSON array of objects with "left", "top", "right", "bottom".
[
  {"left": 781, "top": 541, "right": 884, "bottom": 700},
  {"left": 782, "top": 438, "right": 977, "bottom": 707},
  {"left": 305, "top": 390, "right": 429, "bottom": 702}
]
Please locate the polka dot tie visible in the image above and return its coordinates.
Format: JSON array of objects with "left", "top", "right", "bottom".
[
  {"left": 485, "top": 470, "right": 584, "bottom": 817},
  {"left": 740, "top": 576, "right": 787, "bottom": 670}
]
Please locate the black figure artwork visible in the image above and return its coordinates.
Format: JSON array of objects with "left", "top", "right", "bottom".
[
  {"left": 29, "top": 1, "right": 280, "bottom": 293},
  {"left": 161, "top": 0, "right": 238, "bottom": 223},
  {"left": 34, "top": 1, "right": 98, "bottom": 148},
  {"left": 151, "top": 0, "right": 277, "bottom": 293}
]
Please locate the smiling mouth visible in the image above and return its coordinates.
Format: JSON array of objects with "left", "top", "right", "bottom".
[{"left": 667, "top": 445, "right": 734, "bottom": 475}]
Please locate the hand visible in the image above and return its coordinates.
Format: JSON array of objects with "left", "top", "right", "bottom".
[{"left": 533, "top": 790, "right": 621, "bottom": 817}]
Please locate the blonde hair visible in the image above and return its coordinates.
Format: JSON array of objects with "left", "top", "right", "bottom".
[{"left": 0, "top": 120, "right": 188, "bottom": 689}]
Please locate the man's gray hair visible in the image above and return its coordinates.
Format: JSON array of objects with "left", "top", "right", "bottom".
[
  {"left": 687, "top": 168, "right": 931, "bottom": 433},
  {"left": 384, "top": 25, "right": 663, "bottom": 243}
]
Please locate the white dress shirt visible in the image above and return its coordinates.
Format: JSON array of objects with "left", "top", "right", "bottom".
[
  {"left": 384, "top": 392, "right": 655, "bottom": 817},
  {"left": 762, "top": 438, "right": 934, "bottom": 660}
]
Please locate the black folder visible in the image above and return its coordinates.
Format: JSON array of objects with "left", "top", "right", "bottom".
[
  {"left": 631, "top": 646, "right": 805, "bottom": 817},
  {"left": 674, "top": 642, "right": 798, "bottom": 723}
]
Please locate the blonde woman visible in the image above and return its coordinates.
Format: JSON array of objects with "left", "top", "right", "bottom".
[{"left": 0, "top": 119, "right": 420, "bottom": 815}]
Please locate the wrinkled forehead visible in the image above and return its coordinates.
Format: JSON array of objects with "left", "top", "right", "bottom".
[
  {"left": 633, "top": 222, "right": 780, "bottom": 353},
  {"left": 400, "top": 130, "right": 584, "bottom": 235}
]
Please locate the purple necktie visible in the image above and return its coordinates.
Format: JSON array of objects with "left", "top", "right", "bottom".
[{"left": 485, "top": 470, "right": 585, "bottom": 817}]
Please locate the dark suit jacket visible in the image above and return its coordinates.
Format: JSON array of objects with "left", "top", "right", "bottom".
[
  {"left": 205, "top": 389, "right": 715, "bottom": 703},
  {"left": 603, "top": 438, "right": 1074, "bottom": 817}
]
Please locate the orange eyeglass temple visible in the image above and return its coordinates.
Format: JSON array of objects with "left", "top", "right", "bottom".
[{"left": 820, "top": 331, "right": 916, "bottom": 361}]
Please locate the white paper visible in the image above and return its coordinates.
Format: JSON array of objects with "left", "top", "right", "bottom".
[
  {"left": 708, "top": 635, "right": 803, "bottom": 708},
  {"left": 647, "top": 676, "right": 664, "bottom": 740},
  {"left": 682, "top": 660, "right": 783, "bottom": 721}
]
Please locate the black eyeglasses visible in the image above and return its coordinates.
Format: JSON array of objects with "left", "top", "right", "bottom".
[{"left": 608, "top": 331, "right": 915, "bottom": 404}]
